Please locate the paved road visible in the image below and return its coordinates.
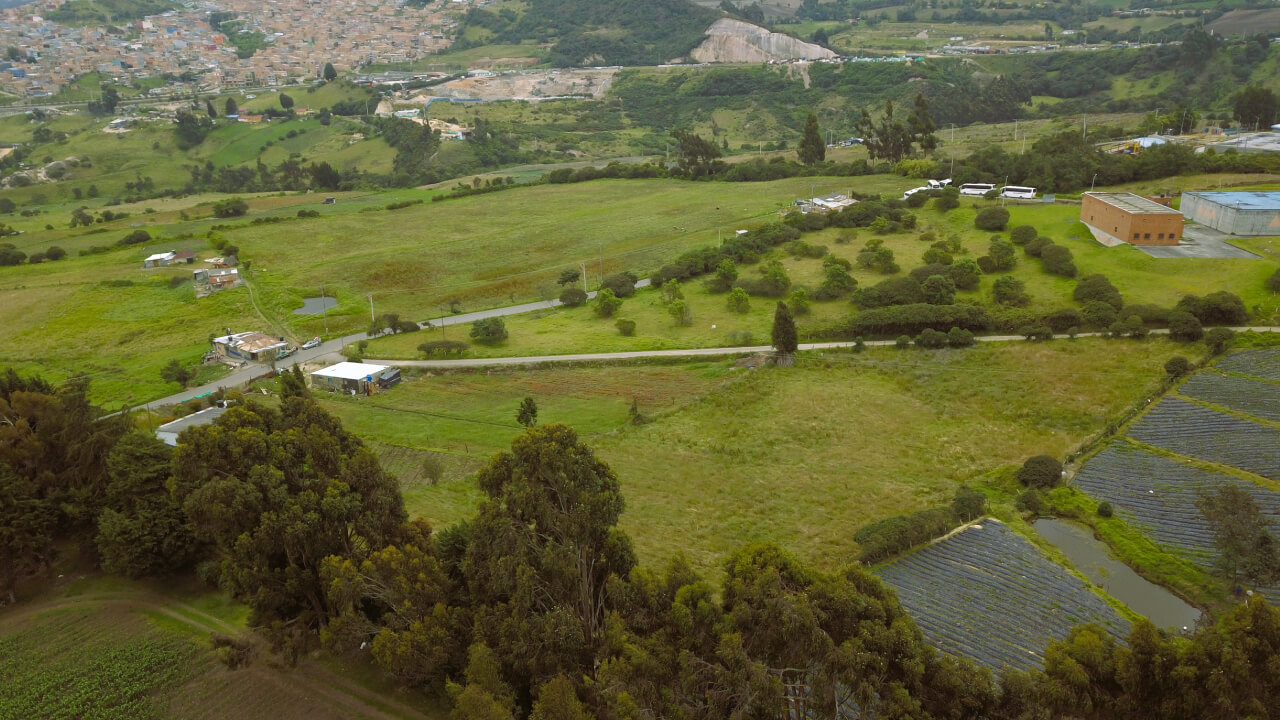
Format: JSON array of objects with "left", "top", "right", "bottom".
[
  {"left": 136, "top": 281, "right": 652, "bottom": 410},
  {"left": 143, "top": 325, "right": 1280, "bottom": 410}
]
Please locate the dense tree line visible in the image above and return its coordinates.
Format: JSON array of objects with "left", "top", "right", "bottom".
[
  {"left": 4, "top": 367, "right": 1280, "bottom": 716},
  {"left": 950, "top": 128, "right": 1280, "bottom": 194}
]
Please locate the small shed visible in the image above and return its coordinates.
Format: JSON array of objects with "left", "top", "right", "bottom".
[
  {"left": 310, "top": 362, "right": 393, "bottom": 394},
  {"left": 144, "top": 251, "right": 175, "bottom": 268},
  {"left": 155, "top": 405, "right": 226, "bottom": 446}
]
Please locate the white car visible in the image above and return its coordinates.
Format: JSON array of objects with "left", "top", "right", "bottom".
[{"left": 301, "top": 337, "right": 322, "bottom": 349}]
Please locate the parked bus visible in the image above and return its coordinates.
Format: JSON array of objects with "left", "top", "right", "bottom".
[
  {"left": 958, "top": 183, "right": 996, "bottom": 196},
  {"left": 1000, "top": 185, "right": 1037, "bottom": 199}
]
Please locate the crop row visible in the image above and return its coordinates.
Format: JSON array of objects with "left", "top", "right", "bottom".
[
  {"left": 1126, "top": 398, "right": 1280, "bottom": 480},
  {"left": 1178, "top": 372, "right": 1280, "bottom": 424},
  {"left": 1216, "top": 347, "right": 1280, "bottom": 382},
  {"left": 0, "top": 608, "right": 202, "bottom": 720},
  {"left": 876, "top": 522, "right": 1130, "bottom": 672},
  {"left": 1074, "top": 445, "right": 1280, "bottom": 554},
  {"left": 1073, "top": 444, "right": 1280, "bottom": 601}
]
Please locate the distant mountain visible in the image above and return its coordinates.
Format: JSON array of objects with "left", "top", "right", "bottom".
[{"left": 459, "top": 0, "right": 722, "bottom": 67}]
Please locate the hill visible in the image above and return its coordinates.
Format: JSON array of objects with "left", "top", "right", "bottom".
[
  {"left": 456, "top": 0, "right": 723, "bottom": 66},
  {"left": 43, "top": 0, "right": 174, "bottom": 25}
]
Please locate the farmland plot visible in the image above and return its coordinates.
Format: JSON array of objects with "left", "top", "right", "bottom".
[
  {"left": 1074, "top": 444, "right": 1280, "bottom": 556},
  {"left": 876, "top": 521, "right": 1130, "bottom": 672},
  {"left": 0, "top": 606, "right": 204, "bottom": 720},
  {"left": 1216, "top": 347, "right": 1280, "bottom": 382},
  {"left": 1126, "top": 398, "right": 1280, "bottom": 480},
  {"left": 1172, "top": 371, "right": 1280, "bottom": 422},
  {"left": 1177, "top": 372, "right": 1280, "bottom": 424},
  {"left": 1073, "top": 444, "right": 1280, "bottom": 601}
]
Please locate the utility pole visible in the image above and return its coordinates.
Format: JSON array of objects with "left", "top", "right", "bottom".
[
  {"left": 1090, "top": 173, "right": 1097, "bottom": 192},
  {"left": 321, "top": 284, "right": 329, "bottom": 334},
  {"left": 718, "top": 228, "right": 722, "bottom": 248},
  {"left": 598, "top": 244, "right": 604, "bottom": 289},
  {"left": 368, "top": 293, "right": 375, "bottom": 324},
  {"left": 580, "top": 262, "right": 588, "bottom": 291}
]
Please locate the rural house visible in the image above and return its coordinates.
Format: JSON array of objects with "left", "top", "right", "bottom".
[
  {"left": 193, "top": 267, "right": 243, "bottom": 297},
  {"left": 310, "top": 362, "right": 397, "bottom": 395},
  {"left": 212, "top": 331, "right": 289, "bottom": 362}
]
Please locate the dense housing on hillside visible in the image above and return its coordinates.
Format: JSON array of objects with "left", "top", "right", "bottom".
[
  {"left": 1181, "top": 191, "right": 1280, "bottom": 236},
  {"left": 1081, "top": 192, "right": 1184, "bottom": 247}
]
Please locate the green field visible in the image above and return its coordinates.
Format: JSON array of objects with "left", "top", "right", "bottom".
[
  {"left": 4, "top": 172, "right": 1278, "bottom": 406},
  {"left": 360, "top": 184, "right": 1280, "bottom": 362},
  {"left": 0, "top": 574, "right": 446, "bottom": 720},
  {"left": 330, "top": 338, "right": 1187, "bottom": 576},
  {"left": 0, "top": 111, "right": 391, "bottom": 207},
  {"left": 318, "top": 338, "right": 1188, "bottom": 578}
]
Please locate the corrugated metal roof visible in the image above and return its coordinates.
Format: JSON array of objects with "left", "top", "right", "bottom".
[
  {"left": 1185, "top": 191, "right": 1280, "bottom": 212},
  {"left": 311, "top": 362, "right": 390, "bottom": 381},
  {"left": 1085, "top": 192, "right": 1181, "bottom": 215}
]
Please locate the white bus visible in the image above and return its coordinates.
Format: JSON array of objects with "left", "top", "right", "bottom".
[
  {"left": 958, "top": 183, "right": 996, "bottom": 196},
  {"left": 1000, "top": 185, "right": 1037, "bottom": 199}
]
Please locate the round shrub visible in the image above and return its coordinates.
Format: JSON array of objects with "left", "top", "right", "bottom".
[
  {"left": 1267, "top": 267, "right": 1280, "bottom": 293},
  {"left": 1024, "top": 236, "right": 1053, "bottom": 258},
  {"left": 615, "top": 318, "right": 636, "bottom": 336},
  {"left": 1081, "top": 300, "right": 1119, "bottom": 329},
  {"left": 1097, "top": 501, "right": 1113, "bottom": 518},
  {"left": 974, "top": 207, "right": 1010, "bottom": 231},
  {"left": 1043, "top": 308, "right": 1083, "bottom": 333},
  {"left": 1010, "top": 225, "right": 1038, "bottom": 245},
  {"left": 1167, "top": 311, "right": 1203, "bottom": 342},
  {"left": 1016, "top": 488, "right": 1045, "bottom": 514},
  {"left": 1164, "top": 355, "right": 1192, "bottom": 377},
  {"left": 1016, "top": 454, "right": 1063, "bottom": 489},
  {"left": 558, "top": 287, "right": 588, "bottom": 307}
]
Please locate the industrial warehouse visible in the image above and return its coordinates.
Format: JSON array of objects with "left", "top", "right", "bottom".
[
  {"left": 1080, "top": 192, "right": 1184, "bottom": 247},
  {"left": 1180, "top": 191, "right": 1280, "bottom": 236}
]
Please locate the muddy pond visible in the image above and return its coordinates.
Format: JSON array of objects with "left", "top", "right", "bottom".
[{"left": 1034, "top": 518, "right": 1202, "bottom": 631}]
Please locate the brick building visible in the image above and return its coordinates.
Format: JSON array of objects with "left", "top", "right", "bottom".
[{"left": 1081, "top": 192, "right": 1184, "bottom": 247}]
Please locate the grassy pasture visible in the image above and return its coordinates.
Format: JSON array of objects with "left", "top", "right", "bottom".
[
  {"left": 317, "top": 363, "right": 736, "bottom": 529},
  {"left": 0, "top": 113, "right": 392, "bottom": 206},
  {"left": 4, "top": 173, "right": 1277, "bottom": 406},
  {"left": 362, "top": 185, "right": 1280, "bottom": 362},
  {"left": 335, "top": 339, "right": 1179, "bottom": 578}
]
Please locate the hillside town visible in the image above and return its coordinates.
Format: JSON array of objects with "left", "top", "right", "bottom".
[{"left": 0, "top": 0, "right": 466, "bottom": 98}]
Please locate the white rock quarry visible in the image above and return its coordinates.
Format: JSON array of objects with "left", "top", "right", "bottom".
[{"left": 690, "top": 18, "right": 837, "bottom": 63}]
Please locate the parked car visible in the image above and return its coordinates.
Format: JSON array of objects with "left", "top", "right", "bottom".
[{"left": 301, "top": 337, "right": 322, "bottom": 349}]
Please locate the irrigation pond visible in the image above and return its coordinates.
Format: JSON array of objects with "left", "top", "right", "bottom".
[{"left": 1034, "top": 517, "right": 1201, "bottom": 631}]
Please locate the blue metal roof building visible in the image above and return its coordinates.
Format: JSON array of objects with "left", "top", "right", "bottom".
[{"left": 1181, "top": 191, "right": 1280, "bottom": 236}]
